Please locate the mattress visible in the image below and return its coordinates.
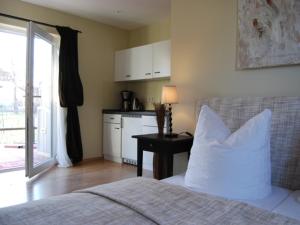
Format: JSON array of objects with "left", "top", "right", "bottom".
[{"left": 162, "top": 174, "right": 291, "bottom": 211}]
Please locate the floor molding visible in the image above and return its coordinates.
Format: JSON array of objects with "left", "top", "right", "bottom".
[{"left": 80, "top": 156, "right": 104, "bottom": 164}]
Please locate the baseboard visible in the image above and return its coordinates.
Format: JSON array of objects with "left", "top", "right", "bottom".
[
  {"left": 80, "top": 156, "right": 104, "bottom": 163},
  {"left": 103, "top": 155, "right": 122, "bottom": 163}
]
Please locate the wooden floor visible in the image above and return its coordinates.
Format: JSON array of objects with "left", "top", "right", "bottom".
[{"left": 0, "top": 159, "right": 152, "bottom": 208}]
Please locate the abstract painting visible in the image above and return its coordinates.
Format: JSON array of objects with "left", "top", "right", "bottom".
[{"left": 237, "top": 0, "right": 300, "bottom": 69}]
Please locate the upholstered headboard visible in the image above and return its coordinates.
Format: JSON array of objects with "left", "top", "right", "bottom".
[{"left": 196, "top": 97, "right": 300, "bottom": 190}]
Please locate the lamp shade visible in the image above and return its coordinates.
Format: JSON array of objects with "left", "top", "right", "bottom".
[{"left": 161, "top": 85, "right": 178, "bottom": 104}]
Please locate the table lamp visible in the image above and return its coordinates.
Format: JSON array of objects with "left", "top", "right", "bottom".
[{"left": 161, "top": 85, "right": 178, "bottom": 138}]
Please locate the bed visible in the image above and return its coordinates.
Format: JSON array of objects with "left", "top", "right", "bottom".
[
  {"left": 1, "top": 97, "right": 300, "bottom": 225},
  {"left": 163, "top": 174, "right": 300, "bottom": 221}
]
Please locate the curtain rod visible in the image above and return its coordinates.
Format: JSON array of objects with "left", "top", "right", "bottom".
[{"left": 0, "top": 12, "right": 82, "bottom": 33}]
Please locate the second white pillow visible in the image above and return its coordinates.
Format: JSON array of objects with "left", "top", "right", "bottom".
[{"left": 185, "top": 105, "right": 272, "bottom": 200}]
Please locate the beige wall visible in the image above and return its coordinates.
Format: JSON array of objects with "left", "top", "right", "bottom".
[
  {"left": 171, "top": 0, "right": 300, "bottom": 133},
  {"left": 0, "top": 0, "right": 129, "bottom": 159},
  {"left": 126, "top": 0, "right": 300, "bottom": 132},
  {"left": 128, "top": 18, "right": 171, "bottom": 48},
  {"left": 127, "top": 18, "right": 171, "bottom": 109},
  {"left": 126, "top": 0, "right": 300, "bottom": 173}
]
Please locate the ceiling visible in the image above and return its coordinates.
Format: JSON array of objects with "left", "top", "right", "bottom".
[{"left": 21, "top": 0, "right": 171, "bottom": 30}]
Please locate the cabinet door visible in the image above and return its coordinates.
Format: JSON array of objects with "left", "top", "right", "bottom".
[
  {"left": 121, "top": 117, "right": 142, "bottom": 161},
  {"left": 115, "top": 49, "right": 133, "bottom": 81},
  {"left": 153, "top": 40, "right": 171, "bottom": 78},
  {"left": 131, "top": 44, "right": 153, "bottom": 80},
  {"left": 103, "top": 123, "right": 121, "bottom": 160}
]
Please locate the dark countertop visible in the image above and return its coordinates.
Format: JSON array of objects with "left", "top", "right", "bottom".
[{"left": 102, "top": 109, "right": 157, "bottom": 116}]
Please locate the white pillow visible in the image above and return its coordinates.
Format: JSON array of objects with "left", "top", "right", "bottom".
[{"left": 185, "top": 105, "right": 272, "bottom": 200}]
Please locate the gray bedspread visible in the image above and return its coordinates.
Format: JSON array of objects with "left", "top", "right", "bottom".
[{"left": 0, "top": 177, "right": 299, "bottom": 225}]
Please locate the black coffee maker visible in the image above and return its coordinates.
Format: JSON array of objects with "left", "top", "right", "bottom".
[{"left": 121, "top": 90, "right": 133, "bottom": 111}]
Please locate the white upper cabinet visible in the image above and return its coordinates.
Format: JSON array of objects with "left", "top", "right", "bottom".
[
  {"left": 131, "top": 44, "right": 153, "bottom": 80},
  {"left": 115, "top": 48, "right": 132, "bottom": 81},
  {"left": 114, "top": 40, "right": 171, "bottom": 82},
  {"left": 153, "top": 40, "right": 171, "bottom": 78}
]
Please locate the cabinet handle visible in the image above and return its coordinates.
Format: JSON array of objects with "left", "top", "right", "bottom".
[
  {"left": 125, "top": 75, "right": 131, "bottom": 78},
  {"left": 145, "top": 73, "right": 151, "bottom": 76},
  {"left": 110, "top": 118, "right": 114, "bottom": 120},
  {"left": 115, "top": 128, "right": 120, "bottom": 130},
  {"left": 154, "top": 71, "right": 161, "bottom": 74}
]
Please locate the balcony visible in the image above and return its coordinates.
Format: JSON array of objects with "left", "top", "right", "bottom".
[{"left": 0, "top": 128, "right": 51, "bottom": 172}]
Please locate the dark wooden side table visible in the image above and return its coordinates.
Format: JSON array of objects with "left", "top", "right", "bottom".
[{"left": 132, "top": 134, "right": 193, "bottom": 180}]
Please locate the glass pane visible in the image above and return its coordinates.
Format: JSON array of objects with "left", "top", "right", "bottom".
[
  {"left": 32, "top": 34, "right": 53, "bottom": 167},
  {"left": 0, "top": 29, "right": 26, "bottom": 171}
]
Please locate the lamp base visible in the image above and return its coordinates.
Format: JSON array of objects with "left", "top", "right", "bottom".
[{"left": 164, "top": 133, "right": 178, "bottom": 138}]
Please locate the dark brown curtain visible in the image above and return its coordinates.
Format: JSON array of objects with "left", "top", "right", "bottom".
[{"left": 56, "top": 26, "right": 83, "bottom": 164}]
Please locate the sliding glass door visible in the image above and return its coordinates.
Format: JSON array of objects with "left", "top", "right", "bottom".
[{"left": 26, "top": 22, "right": 56, "bottom": 178}]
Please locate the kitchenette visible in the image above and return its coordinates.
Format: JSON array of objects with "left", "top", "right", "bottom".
[
  {"left": 102, "top": 90, "right": 167, "bottom": 171},
  {"left": 102, "top": 108, "right": 167, "bottom": 171},
  {"left": 102, "top": 39, "right": 189, "bottom": 175}
]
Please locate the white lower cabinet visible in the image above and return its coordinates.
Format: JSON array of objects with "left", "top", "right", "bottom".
[
  {"left": 121, "top": 117, "right": 142, "bottom": 164},
  {"left": 103, "top": 123, "right": 122, "bottom": 163},
  {"left": 141, "top": 126, "right": 156, "bottom": 171},
  {"left": 103, "top": 114, "right": 169, "bottom": 172},
  {"left": 141, "top": 116, "right": 167, "bottom": 171},
  {"left": 121, "top": 116, "right": 155, "bottom": 170}
]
